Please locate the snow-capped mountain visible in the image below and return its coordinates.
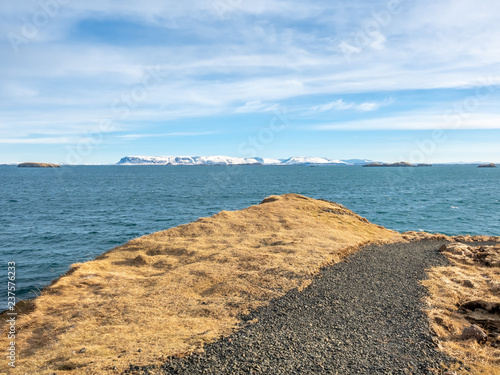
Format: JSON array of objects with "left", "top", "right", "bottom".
[
  {"left": 253, "top": 157, "right": 284, "bottom": 165},
  {"left": 341, "top": 159, "right": 375, "bottom": 165},
  {"left": 117, "top": 156, "right": 265, "bottom": 165},
  {"left": 117, "top": 156, "right": 351, "bottom": 166},
  {"left": 280, "top": 157, "right": 346, "bottom": 165}
]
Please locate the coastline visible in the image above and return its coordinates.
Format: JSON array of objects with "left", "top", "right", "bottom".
[
  {"left": 0, "top": 194, "right": 401, "bottom": 373},
  {"left": 1, "top": 195, "right": 499, "bottom": 374}
]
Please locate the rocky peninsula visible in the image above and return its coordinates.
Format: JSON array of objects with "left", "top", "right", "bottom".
[
  {"left": 18, "top": 162, "right": 61, "bottom": 168},
  {"left": 478, "top": 163, "right": 497, "bottom": 168},
  {"left": 0, "top": 194, "right": 399, "bottom": 373},
  {"left": 1, "top": 195, "right": 498, "bottom": 374}
]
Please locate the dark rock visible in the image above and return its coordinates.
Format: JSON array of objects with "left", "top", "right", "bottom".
[
  {"left": 478, "top": 163, "right": 496, "bottom": 168},
  {"left": 463, "top": 280, "right": 475, "bottom": 288},
  {"left": 363, "top": 161, "right": 416, "bottom": 167},
  {"left": 461, "top": 300, "right": 500, "bottom": 314},
  {"left": 461, "top": 325, "right": 487, "bottom": 342}
]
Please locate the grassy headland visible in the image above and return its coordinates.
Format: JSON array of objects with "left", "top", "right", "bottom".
[{"left": 0, "top": 194, "right": 401, "bottom": 373}]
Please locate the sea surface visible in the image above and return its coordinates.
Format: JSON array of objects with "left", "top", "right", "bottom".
[{"left": 1, "top": 164, "right": 499, "bottom": 309}]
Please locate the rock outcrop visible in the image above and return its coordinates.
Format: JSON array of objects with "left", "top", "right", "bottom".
[
  {"left": 363, "top": 161, "right": 416, "bottom": 167},
  {"left": 18, "top": 162, "right": 61, "bottom": 168},
  {"left": 461, "top": 325, "right": 488, "bottom": 342},
  {"left": 478, "top": 163, "right": 496, "bottom": 168}
]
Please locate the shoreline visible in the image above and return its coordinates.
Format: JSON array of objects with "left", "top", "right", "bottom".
[
  {"left": 1, "top": 195, "right": 499, "bottom": 374},
  {"left": 0, "top": 194, "right": 401, "bottom": 373}
]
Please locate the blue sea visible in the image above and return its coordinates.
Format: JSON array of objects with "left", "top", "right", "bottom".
[{"left": 1, "top": 165, "right": 499, "bottom": 309}]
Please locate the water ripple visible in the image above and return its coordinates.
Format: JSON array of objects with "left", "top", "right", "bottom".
[{"left": 1, "top": 164, "right": 499, "bottom": 308}]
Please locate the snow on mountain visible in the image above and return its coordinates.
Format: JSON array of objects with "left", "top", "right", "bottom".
[
  {"left": 280, "top": 157, "right": 347, "bottom": 165},
  {"left": 192, "top": 156, "right": 261, "bottom": 165},
  {"left": 341, "top": 159, "right": 375, "bottom": 165},
  {"left": 117, "top": 156, "right": 348, "bottom": 166},
  {"left": 117, "top": 156, "right": 263, "bottom": 165},
  {"left": 253, "top": 157, "right": 284, "bottom": 165}
]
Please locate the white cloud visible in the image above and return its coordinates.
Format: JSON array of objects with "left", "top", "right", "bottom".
[
  {"left": 286, "top": 79, "right": 304, "bottom": 88},
  {"left": 313, "top": 113, "right": 500, "bottom": 130},
  {"left": 0, "top": 131, "right": 218, "bottom": 144},
  {"left": 311, "top": 99, "right": 353, "bottom": 112},
  {"left": 118, "top": 131, "right": 217, "bottom": 139},
  {"left": 368, "top": 31, "right": 386, "bottom": 50},
  {"left": 0, "top": 137, "right": 77, "bottom": 144},
  {"left": 311, "top": 98, "right": 393, "bottom": 113},
  {"left": 356, "top": 102, "right": 379, "bottom": 112},
  {"left": 235, "top": 101, "right": 279, "bottom": 113}
]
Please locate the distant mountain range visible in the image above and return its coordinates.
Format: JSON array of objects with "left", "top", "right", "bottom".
[
  {"left": 2, "top": 158, "right": 495, "bottom": 166},
  {"left": 116, "top": 156, "right": 500, "bottom": 166},
  {"left": 116, "top": 156, "right": 371, "bottom": 166}
]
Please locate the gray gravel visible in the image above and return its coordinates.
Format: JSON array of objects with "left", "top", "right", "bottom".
[{"left": 126, "top": 240, "right": 465, "bottom": 374}]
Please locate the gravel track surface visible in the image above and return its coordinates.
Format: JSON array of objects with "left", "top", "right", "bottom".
[{"left": 126, "top": 240, "right": 463, "bottom": 374}]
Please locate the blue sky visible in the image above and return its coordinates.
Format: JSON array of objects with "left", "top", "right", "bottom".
[{"left": 1, "top": 0, "right": 499, "bottom": 164}]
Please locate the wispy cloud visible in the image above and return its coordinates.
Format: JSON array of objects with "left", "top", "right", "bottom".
[
  {"left": 310, "top": 98, "right": 393, "bottom": 113},
  {"left": 312, "top": 113, "right": 500, "bottom": 131},
  {"left": 311, "top": 99, "right": 353, "bottom": 112},
  {"left": 0, "top": 137, "right": 78, "bottom": 144},
  {"left": 0, "top": 131, "right": 219, "bottom": 144},
  {"left": 235, "top": 101, "right": 279, "bottom": 113},
  {"left": 369, "top": 32, "right": 387, "bottom": 50},
  {"left": 118, "top": 131, "right": 218, "bottom": 139}
]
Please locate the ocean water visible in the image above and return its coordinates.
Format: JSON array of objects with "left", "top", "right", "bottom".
[{"left": 1, "top": 165, "right": 499, "bottom": 309}]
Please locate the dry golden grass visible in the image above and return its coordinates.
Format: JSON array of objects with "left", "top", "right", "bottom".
[
  {"left": 402, "top": 231, "right": 453, "bottom": 242},
  {"left": 423, "top": 241, "right": 500, "bottom": 374},
  {"left": 402, "top": 232, "right": 500, "bottom": 244},
  {"left": 0, "top": 194, "right": 400, "bottom": 374}
]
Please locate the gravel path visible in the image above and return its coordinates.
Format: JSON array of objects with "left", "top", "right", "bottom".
[{"left": 127, "top": 240, "right": 462, "bottom": 374}]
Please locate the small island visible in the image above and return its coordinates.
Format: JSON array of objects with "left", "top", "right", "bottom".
[
  {"left": 478, "top": 163, "right": 496, "bottom": 168},
  {"left": 417, "top": 163, "right": 432, "bottom": 167},
  {"left": 363, "top": 161, "right": 416, "bottom": 167},
  {"left": 18, "top": 162, "right": 61, "bottom": 168}
]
